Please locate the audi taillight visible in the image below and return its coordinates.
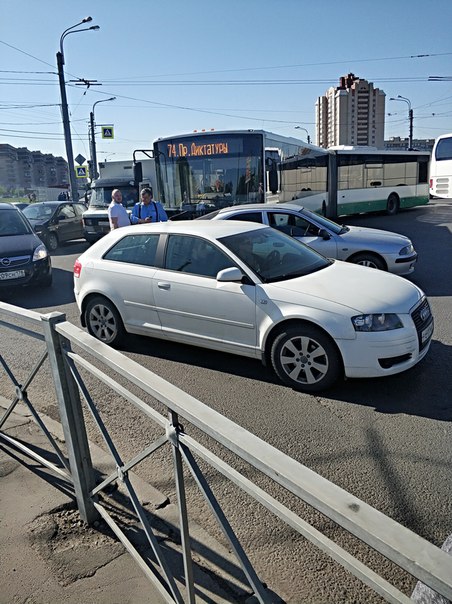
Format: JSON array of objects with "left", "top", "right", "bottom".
[{"left": 74, "top": 259, "right": 82, "bottom": 278}]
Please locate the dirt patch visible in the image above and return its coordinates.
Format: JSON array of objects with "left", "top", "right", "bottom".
[{"left": 29, "top": 501, "right": 125, "bottom": 585}]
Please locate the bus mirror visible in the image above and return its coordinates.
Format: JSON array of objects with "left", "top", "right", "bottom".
[{"left": 133, "top": 162, "right": 143, "bottom": 185}]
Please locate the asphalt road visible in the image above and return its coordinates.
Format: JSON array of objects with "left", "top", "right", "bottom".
[{"left": 1, "top": 198, "right": 451, "bottom": 603}]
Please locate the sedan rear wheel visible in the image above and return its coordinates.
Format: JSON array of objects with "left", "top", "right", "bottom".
[
  {"left": 271, "top": 325, "right": 341, "bottom": 392},
  {"left": 85, "top": 296, "right": 124, "bottom": 346}
]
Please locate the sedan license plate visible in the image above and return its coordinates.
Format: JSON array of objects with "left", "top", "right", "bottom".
[
  {"left": 0, "top": 270, "right": 25, "bottom": 281},
  {"left": 421, "top": 321, "right": 434, "bottom": 344}
]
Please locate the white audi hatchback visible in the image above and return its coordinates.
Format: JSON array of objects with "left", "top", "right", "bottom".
[{"left": 74, "top": 221, "right": 433, "bottom": 393}]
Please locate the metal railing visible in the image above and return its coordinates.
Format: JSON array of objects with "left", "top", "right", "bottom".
[{"left": 1, "top": 300, "right": 451, "bottom": 603}]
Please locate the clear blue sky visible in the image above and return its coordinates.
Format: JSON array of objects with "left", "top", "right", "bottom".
[{"left": 1, "top": 0, "right": 451, "bottom": 161}]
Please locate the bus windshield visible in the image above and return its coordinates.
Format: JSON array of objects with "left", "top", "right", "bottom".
[
  {"left": 88, "top": 185, "right": 139, "bottom": 209},
  {"left": 154, "top": 132, "right": 264, "bottom": 211}
]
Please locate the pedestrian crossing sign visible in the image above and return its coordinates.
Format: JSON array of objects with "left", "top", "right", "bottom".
[
  {"left": 76, "top": 165, "right": 88, "bottom": 178},
  {"left": 101, "top": 126, "right": 115, "bottom": 139}
]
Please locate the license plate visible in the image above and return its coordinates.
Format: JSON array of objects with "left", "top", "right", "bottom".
[
  {"left": 0, "top": 270, "right": 26, "bottom": 281},
  {"left": 421, "top": 321, "right": 434, "bottom": 344},
  {"left": 98, "top": 221, "right": 110, "bottom": 226}
]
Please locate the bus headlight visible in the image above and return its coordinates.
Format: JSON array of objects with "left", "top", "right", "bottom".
[
  {"left": 399, "top": 244, "right": 415, "bottom": 256},
  {"left": 352, "top": 313, "right": 403, "bottom": 332}
]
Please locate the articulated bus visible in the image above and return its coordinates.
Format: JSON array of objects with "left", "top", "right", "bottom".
[
  {"left": 429, "top": 133, "right": 452, "bottom": 199},
  {"left": 153, "top": 129, "right": 311, "bottom": 213},
  {"left": 279, "top": 146, "right": 430, "bottom": 218},
  {"left": 153, "top": 131, "right": 430, "bottom": 218}
]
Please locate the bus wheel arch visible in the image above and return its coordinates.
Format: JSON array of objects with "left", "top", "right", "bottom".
[{"left": 386, "top": 193, "right": 400, "bottom": 216}]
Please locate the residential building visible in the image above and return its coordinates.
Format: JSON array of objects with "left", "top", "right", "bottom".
[
  {"left": 55, "top": 156, "right": 69, "bottom": 187},
  {"left": 16, "top": 147, "right": 33, "bottom": 190},
  {"left": 0, "top": 143, "right": 69, "bottom": 192},
  {"left": 31, "top": 151, "right": 46, "bottom": 188},
  {"left": 0, "top": 144, "right": 19, "bottom": 189},
  {"left": 316, "top": 73, "right": 386, "bottom": 149}
]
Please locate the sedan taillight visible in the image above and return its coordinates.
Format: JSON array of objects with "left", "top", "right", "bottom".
[{"left": 74, "top": 259, "right": 82, "bottom": 278}]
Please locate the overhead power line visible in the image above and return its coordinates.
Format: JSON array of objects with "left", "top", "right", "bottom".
[{"left": 97, "top": 51, "right": 452, "bottom": 79}]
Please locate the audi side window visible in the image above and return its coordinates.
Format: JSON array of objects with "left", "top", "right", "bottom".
[
  {"left": 104, "top": 234, "right": 159, "bottom": 267},
  {"left": 165, "top": 235, "right": 231, "bottom": 278}
]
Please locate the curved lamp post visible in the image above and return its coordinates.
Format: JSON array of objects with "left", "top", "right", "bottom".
[
  {"left": 90, "top": 97, "right": 116, "bottom": 180},
  {"left": 294, "top": 126, "right": 311, "bottom": 144},
  {"left": 389, "top": 95, "right": 413, "bottom": 150},
  {"left": 57, "top": 17, "right": 100, "bottom": 202}
]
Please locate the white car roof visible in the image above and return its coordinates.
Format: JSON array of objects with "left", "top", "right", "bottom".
[
  {"left": 214, "top": 202, "right": 305, "bottom": 214},
  {"left": 102, "top": 219, "right": 269, "bottom": 242}
]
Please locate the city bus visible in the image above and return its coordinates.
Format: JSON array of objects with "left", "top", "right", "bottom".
[
  {"left": 429, "top": 133, "right": 452, "bottom": 199},
  {"left": 153, "top": 129, "right": 311, "bottom": 214},
  {"left": 279, "top": 146, "right": 430, "bottom": 218}
]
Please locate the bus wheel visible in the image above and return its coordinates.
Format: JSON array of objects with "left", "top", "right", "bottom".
[{"left": 386, "top": 193, "right": 400, "bottom": 216}]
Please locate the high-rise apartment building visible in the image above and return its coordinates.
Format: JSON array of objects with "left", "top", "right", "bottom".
[
  {"left": 316, "top": 74, "right": 386, "bottom": 148},
  {"left": 0, "top": 143, "right": 68, "bottom": 190},
  {"left": 0, "top": 144, "right": 19, "bottom": 188}
]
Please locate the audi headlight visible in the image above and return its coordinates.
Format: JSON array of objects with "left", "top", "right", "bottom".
[
  {"left": 352, "top": 313, "right": 403, "bottom": 332},
  {"left": 399, "top": 243, "right": 415, "bottom": 256},
  {"left": 32, "top": 244, "right": 48, "bottom": 261}
]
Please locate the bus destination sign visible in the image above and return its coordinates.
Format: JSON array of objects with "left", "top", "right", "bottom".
[{"left": 167, "top": 140, "right": 230, "bottom": 159}]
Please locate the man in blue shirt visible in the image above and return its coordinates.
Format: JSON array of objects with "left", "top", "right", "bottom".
[{"left": 130, "top": 187, "right": 168, "bottom": 224}]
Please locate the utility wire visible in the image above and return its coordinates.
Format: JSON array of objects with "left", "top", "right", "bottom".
[{"left": 97, "top": 52, "right": 452, "bottom": 79}]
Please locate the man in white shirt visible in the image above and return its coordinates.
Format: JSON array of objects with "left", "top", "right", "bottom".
[{"left": 108, "top": 189, "right": 130, "bottom": 230}]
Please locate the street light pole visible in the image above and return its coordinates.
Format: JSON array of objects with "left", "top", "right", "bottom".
[
  {"left": 89, "top": 97, "right": 116, "bottom": 180},
  {"left": 389, "top": 95, "right": 413, "bottom": 150},
  {"left": 56, "top": 17, "right": 100, "bottom": 202},
  {"left": 295, "top": 126, "right": 311, "bottom": 144}
]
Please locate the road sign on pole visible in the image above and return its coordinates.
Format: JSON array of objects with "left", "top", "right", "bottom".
[
  {"left": 75, "top": 154, "right": 86, "bottom": 165},
  {"left": 101, "top": 126, "right": 114, "bottom": 139},
  {"left": 76, "top": 166, "right": 88, "bottom": 178}
]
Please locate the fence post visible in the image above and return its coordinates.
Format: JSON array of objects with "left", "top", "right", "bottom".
[{"left": 42, "top": 312, "right": 98, "bottom": 524}]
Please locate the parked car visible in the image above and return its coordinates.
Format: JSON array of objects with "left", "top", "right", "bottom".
[
  {"left": 0, "top": 202, "right": 52, "bottom": 289},
  {"left": 197, "top": 203, "right": 418, "bottom": 275},
  {"left": 73, "top": 221, "right": 433, "bottom": 393},
  {"left": 22, "top": 201, "right": 85, "bottom": 251}
]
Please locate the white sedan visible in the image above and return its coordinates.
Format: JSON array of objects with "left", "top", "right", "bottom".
[
  {"left": 74, "top": 221, "right": 433, "bottom": 393},
  {"left": 197, "top": 203, "right": 418, "bottom": 275}
]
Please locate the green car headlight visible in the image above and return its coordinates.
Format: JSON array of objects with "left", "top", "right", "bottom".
[{"left": 352, "top": 313, "right": 403, "bottom": 332}]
